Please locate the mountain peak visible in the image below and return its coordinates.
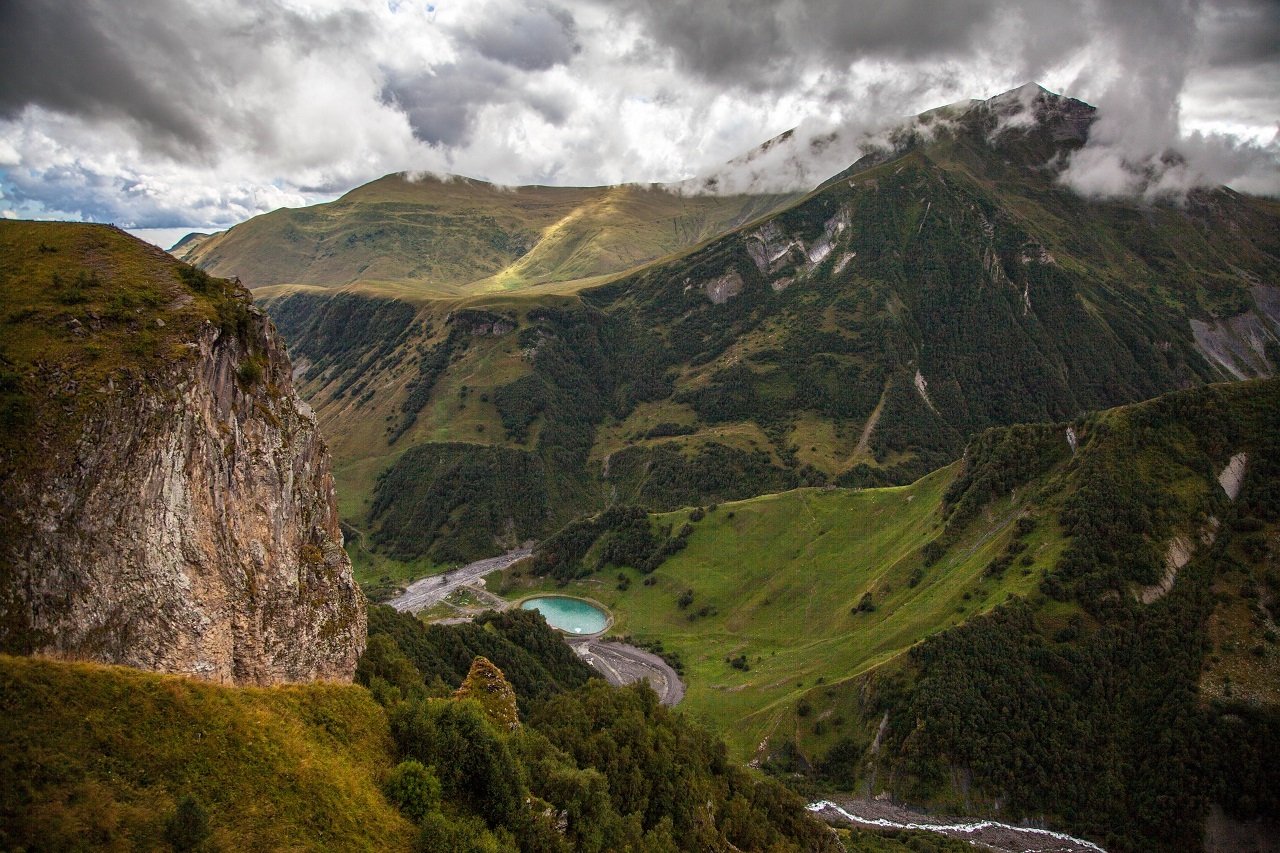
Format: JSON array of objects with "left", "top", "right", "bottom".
[
  {"left": 986, "top": 81, "right": 1051, "bottom": 104},
  {"left": 976, "top": 82, "right": 1095, "bottom": 143}
]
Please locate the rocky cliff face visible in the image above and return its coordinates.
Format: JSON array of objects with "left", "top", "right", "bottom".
[{"left": 0, "top": 221, "right": 364, "bottom": 685}]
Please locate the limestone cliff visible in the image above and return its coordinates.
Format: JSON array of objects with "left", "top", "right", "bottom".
[{"left": 0, "top": 221, "right": 364, "bottom": 684}]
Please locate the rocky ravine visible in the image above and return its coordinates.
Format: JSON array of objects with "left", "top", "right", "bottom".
[{"left": 1, "top": 271, "right": 364, "bottom": 685}]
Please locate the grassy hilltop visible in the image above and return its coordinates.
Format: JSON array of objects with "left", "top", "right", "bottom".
[
  {"left": 179, "top": 173, "right": 800, "bottom": 297},
  {"left": 0, "top": 221, "right": 261, "bottom": 472}
]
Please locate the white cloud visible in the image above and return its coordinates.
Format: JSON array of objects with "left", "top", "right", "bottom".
[{"left": 0, "top": 0, "right": 1276, "bottom": 232}]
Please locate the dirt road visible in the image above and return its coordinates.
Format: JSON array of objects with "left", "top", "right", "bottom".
[
  {"left": 569, "top": 639, "right": 685, "bottom": 706},
  {"left": 385, "top": 547, "right": 532, "bottom": 613}
]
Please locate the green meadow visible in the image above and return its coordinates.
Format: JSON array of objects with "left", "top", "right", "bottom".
[{"left": 506, "top": 463, "right": 1061, "bottom": 762}]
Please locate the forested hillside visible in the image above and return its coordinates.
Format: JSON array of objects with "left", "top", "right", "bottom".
[
  {"left": 501, "top": 378, "right": 1279, "bottom": 853},
  {"left": 252, "top": 86, "right": 1280, "bottom": 572},
  {"left": 787, "top": 379, "right": 1280, "bottom": 852}
]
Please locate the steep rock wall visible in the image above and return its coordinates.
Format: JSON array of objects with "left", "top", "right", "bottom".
[{"left": 2, "top": 296, "right": 364, "bottom": 685}]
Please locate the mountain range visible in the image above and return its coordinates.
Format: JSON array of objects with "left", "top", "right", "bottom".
[
  {"left": 199, "top": 85, "right": 1279, "bottom": 572},
  {"left": 4, "top": 83, "right": 1278, "bottom": 852}
]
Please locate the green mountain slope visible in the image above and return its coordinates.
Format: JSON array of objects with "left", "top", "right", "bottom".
[
  {"left": 252, "top": 86, "right": 1280, "bottom": 575},
  {"left": 502, "top": 377, "right": 1280, "bottom": 853},
  {"left": 1, "top": 654, "right": 416, "bottom": 850},
  {"left": 506, "top": 463, "right": 1054, "bottom": 761},
  {"left": 179, "top": 173, "right": 800, "bottom": 296}
]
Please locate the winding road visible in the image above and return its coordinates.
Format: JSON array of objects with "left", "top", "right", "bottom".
[
  {"left": 385, "top": 547, "right": 532, "bottom": 613},
  {"left": 568, "top": 638, "right": 685, "bottom": 706}
]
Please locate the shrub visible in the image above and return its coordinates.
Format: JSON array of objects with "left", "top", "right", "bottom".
[
  {"left": 385, "top": 760, "right": 441, "bottom": 822},
  {"left": 391, "top": 698, "right": 525, "bottom": 828},
  {"left": 237, "top": 360, "right": 263, "bottom": 387},
  {"left": 416, "top": 811, "right": 503, "bottom": 853}
]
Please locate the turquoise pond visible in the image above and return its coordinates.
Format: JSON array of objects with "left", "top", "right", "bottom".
[{"left": 520, "top": 597, "right": 608, "bottom": 635}]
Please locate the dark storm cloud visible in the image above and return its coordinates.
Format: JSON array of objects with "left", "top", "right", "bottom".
[
  {"left": 1199, "top": 0, "right": 1280, "bottom": 67},
  {"left": 384, "top": 57, "right": 575, "bottom": 148},
  {"left": 382, "top": 63, "right": 512, "bottom": 147},
  {"left": 0, "top": 0, "right": 207, "bottom": 148},
  {"left": 384, "top": 1, "right": 579, "bottom": 147},
  {"left": 457, "top": 1, "right": 580, "bottom": 71},
  {"left": 614, "top": 0, "right": 1005, "bottom": 88},
  {"left": 0, "top": 0, "right": 376, "bottom": 153}
]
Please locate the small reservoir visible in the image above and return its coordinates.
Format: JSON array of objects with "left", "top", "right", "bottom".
[{"left": 521, "top": 596, "right": 608, "bottom": 635}]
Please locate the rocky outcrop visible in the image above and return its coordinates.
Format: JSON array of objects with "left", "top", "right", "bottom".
[
  {"left": 703, "top": 270, "right": 744, "bottom": 304},
  {"left": 1138, "top": 454, "right": 1244, "bottom": 604},
  {"left": 1, "top": 284, "right": 364, "bottom": 685},
  {"left": 1191, "top": 285, "right": 1280, "bottom": 380},
  {"left": 454, "top": 656, "right": 520, "bottom": 731}
]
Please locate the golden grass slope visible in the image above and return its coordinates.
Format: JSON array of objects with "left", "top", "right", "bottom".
[
  {"left": 180, "top": 173, "right": 799, "bottom": 296},
  {"left": 0, "top": 654, "right": 414, "bottom": 851}
]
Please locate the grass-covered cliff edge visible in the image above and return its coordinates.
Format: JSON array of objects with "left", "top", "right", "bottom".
[
  {"left": 1, "top": 608, "right": 850, "bottom": 853},
  {"left": 0, "top": 221, "right": 364, "bottom": 684}
]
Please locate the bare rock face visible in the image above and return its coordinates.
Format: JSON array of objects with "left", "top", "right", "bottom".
[{"left": 0, "top": 243, "right": 364, "bottom": 684}]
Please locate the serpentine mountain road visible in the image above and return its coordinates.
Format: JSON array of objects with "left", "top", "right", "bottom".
[
  {"left": 385, "top": 547, "right": 532, "bottom": 613},
  {"left": 568, "top": 639, "right": 685, "bottom": 706}
]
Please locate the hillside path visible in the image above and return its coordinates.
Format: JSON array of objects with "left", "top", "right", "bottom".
[
  {"left": 569, "top": 639, "right": 685, "bottom": 706},
  {"left": 849, "top": 394, "right": 885, "bottom": 464},
  {"left": 386, "top": 547, "right": 532, "bottom": 613}
]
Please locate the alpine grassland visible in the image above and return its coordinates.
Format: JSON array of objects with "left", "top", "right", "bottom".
[
  {"left": 178, "top": 173, "right": 800, "bottom": 295},
  {"left": 0, "top": 655, "right": 416, "bottom": 851},
  {"left": 503, "top": 464, "right": 1059, "bottom": 762}
]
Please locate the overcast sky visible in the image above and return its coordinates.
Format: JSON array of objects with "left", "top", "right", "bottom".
[{"left": 1, "top": 0, "right": 1277, "bottom": 247}]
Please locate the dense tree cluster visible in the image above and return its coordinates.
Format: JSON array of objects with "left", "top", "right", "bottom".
[
  {"left": 370, "top": 442, "right": 548, "bottom": 564},
  {"left": 269, "top": 292, "right": 417, "bottom": 403},
  {"left": 607, "top": 443, "right": 822, "bottom": 511},
  {"left": 360, "top": 603, "right": 839, "bottom": 852},
  {"left": 529, "top": 506, "right": 686, "bottom": 582}
]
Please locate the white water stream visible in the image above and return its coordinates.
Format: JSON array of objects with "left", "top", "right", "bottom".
[{"left": 807, "top": 800, "right": 1107, "bottom": 853}]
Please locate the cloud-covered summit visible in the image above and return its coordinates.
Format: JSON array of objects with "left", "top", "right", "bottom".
[{"left": 0, "top": 0, "right": 1276, "bottom": 236}]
